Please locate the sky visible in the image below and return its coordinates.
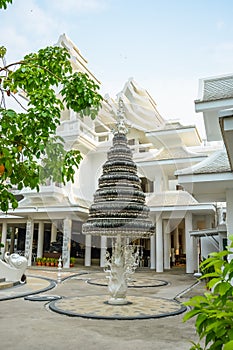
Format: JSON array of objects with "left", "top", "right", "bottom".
[{"left": 1, "top": 0, "right": 233, "bottom": 138}]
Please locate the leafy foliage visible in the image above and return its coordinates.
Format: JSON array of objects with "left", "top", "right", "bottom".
[
  {"left": 183, "top": 236, "right": 233, "bottom": 350},
  {"left": 0, "top": 42, "right": 102, "bottom": 212},
  {"left": 61, "top": 72, "right": 102, "bottom": 119},
  {"left": 0, "top": 0, "right": 12, "bottom": 9}
]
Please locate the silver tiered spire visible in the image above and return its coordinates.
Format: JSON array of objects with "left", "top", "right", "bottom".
[
  {"left": 114, "top": 97, "right": 128, "bottom": 135},
  {"left": 82, "top": 100, "right": 154, "bottom": 304}
]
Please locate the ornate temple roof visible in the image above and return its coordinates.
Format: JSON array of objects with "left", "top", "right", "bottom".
[
  {"left": 146, "top": 191, "right": 198, "bottom": 207},
  {"left": 121, "top": 78, "right": 165, "bottom": 128},
  {"left": 56, "top": 33, "right": 100, "bottom": 85},
  {"left": 176, "top": 149, "right": 231, "bottom": 176},
  {"left": 154, "top": 146, "right": 206, "bottom": 161},
  {"left": 197, "top": 74, "right": 233, "bottom": 102},
  {"left": 102, "top": 78, "right": 165, "bottom": 132}
]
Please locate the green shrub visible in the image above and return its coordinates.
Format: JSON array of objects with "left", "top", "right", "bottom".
[{"left": 183, "top": 236, "right": 233, "bottom": 350}]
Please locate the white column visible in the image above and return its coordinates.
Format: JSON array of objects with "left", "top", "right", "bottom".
[
  {"left": 85, "top": 234, "right": 92, "bottom": 267},
  {"left": 0, "top": 222, "right": 7, "bottom": 258},
  {"left": 25, "top": 219, "right": 34, "bottom": 266},
  {"left": 37, "top": 222, "right": 44, "bottom": 258},
  {"left": 150, "top": 233, "right": 156, "bottom": 269},
  {"left": 163, "top": 219, "right": 171, "bottom": 269},
  {"left": 194, "top": 237, "right": 200, "bottom": 273},
  {"left": 154, "top": 175, "right": 163, "bottom": 192},
  {"left": 156, "top": 214, "right": 163, "bottom": 272},
  {"left": 174, "top": 227, "right": 179, "bottom": 256},
  {"left": 100, "top": 236, "right": 107, "bottom": 267},
  {"left": 185, "top": 212, "right": 194, "bottom": 273},
  {"left": 226, "top": 189, "right": 233, "bottom": 260},
  {"left": 51, "top": 222, "right": 57, "bottom": 243},
  {"left": 182, "top": 228, "right": 186, "bottom": 254},
  {"left": 62, "top": 218, "right": 72, "bottom": 268}
]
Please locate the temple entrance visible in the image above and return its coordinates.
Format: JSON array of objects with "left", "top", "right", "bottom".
[{"left": 170, "top": 220, "right": 186, "bottom": 267}]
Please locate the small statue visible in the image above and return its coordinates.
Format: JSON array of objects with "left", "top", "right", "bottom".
[
  {"left": 4, "top": 252, "right": 28, "bottom": 269},
  {"left": 0, "top": 252, "right": 28, "bottom": 282}
]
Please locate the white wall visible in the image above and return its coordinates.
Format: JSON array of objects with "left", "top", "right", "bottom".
[{"left": 73, "top": 147, "right": 108, "bottom": 201}]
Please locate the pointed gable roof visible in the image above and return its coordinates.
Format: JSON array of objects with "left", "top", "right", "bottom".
[{"left": 176, "top": 149, "right": 231, "bottom": 176}]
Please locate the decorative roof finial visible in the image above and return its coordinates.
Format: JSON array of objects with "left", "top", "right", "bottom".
[{"left": 114, "top": 97, "right": 128, "bottom": 135}]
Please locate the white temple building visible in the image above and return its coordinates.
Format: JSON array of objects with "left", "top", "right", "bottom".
[
  {"left": 0, "top": 34, "right": 225, "bottom": 273},
  {"left": 176, "top": 74, "right": 233, "bottom": 261}
]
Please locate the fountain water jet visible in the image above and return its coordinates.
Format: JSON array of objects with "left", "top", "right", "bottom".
[{"left": 82, "top": 99, "right": 154, "bottom": 304}]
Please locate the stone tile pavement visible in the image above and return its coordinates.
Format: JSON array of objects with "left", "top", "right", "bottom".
[{"left": 0, "top": 266, "right": 205, "bottom": 350}]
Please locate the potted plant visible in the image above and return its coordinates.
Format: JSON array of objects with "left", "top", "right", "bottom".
[
  {"left": 50, "top": 258, "right": 56, "bottom": 267},
  {"left": 36, "top": 257, "right": 42, "bottom": 266},
  {"left": 45, "top": 258, "right": 50, "bottom": 266},
  {"left": 70, "top": 257, "right": 76, "bottom": 267},
  {"left": 41, "top": 257, "right": 47, "bottom": 266}
]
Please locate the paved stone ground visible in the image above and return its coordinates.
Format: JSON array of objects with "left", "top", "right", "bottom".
[{"left": 0, "top": 266, "right": 205, "bottom": 350}]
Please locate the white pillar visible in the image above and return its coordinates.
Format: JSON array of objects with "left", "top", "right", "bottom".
[
  {"left": 226, "top": 189, "right": 233, "bottom": 239},
  {"left": 62, "top": 218, "right": 72, "bottom": 268},
  {"left": 195, "top": 237, "right": 201, "bottom": 273},
  {"left": 174, "top": 226, "right": 179, "bottom": 255},
  {"left": 25, "top": 219, "right": 34, "bottom": 266},
  {"left": 182, "top": 228, "right": 186, "bottom": 254},
  {"left": 0, "top": 222, "right": 7, "bottom": 258},
  {"left": 185, "top": 212, "right": 194, "bottom": 273},
  {"left": 226, "top": 189, "right": 233, "bottom": 259},
  {"left": 163, "top": 219, "right": 171, "bottom": 269},
  {"left": 156, "top": 214, "right": 163, "bottom": 272},
  {"left": 100, "top": 236, "right": 107, "bottom": 267},
  {"left": 150, "top": 233, "right": 156, "bottom": 269},
  {"left": 51, "top": 222, "right": 57, "bottom": 243},
  {"left": 85, "top": 234, "right": 92, "bottom": 266},
  {"left": 37, "top": 222, "right": 44, "bottom": 258},
  {"left": 154, "top": 175, "right": 163, "bottom": 192}
]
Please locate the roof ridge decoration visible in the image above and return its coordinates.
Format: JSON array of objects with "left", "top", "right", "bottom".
[{"left": 113, "top": 97, "right": 129, "bottom": 135}]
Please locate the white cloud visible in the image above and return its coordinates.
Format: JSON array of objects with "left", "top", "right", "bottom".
[
  {"left": 1, "top": 0, "right": 66, "bottom": 62},
  {"left": 1, "top": 0, "right": 109, "bottom": 63}
]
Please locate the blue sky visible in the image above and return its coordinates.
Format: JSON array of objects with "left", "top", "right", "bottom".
[{"left": 1, "top": 0, "right": 233, "bottom": 137}]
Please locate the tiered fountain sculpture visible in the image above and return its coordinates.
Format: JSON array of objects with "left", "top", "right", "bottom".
[{"left": 83, "top": 99, "right": 154, "bottom": 304}]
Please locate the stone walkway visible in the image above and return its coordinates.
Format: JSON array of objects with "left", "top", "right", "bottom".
[
  {"left": 0, "top": 266, "right": 205, "bottom": 350},
  {"left": 48, "top": 271, "right": 186, "bottom": 319}
]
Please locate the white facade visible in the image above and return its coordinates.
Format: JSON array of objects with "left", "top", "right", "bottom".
[
  {"left": 0, "top": 34, "right": 221, "bottom": 273},
  {"left": 177, "top": 73, "right": 233, "bottom": 259}
]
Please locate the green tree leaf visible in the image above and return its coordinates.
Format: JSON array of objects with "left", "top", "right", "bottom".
[
  {"left": 184, "top": 237, "right": 233, "bottom": 350},
  {"left": 0, "top": 0, "right": 12, "bottom": 10},
  {"left": 223, "top": 340, "right": 233, "bottom": 350},
  {"left": 0, "top": 42, "right": 103, "bottom": 211}
]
